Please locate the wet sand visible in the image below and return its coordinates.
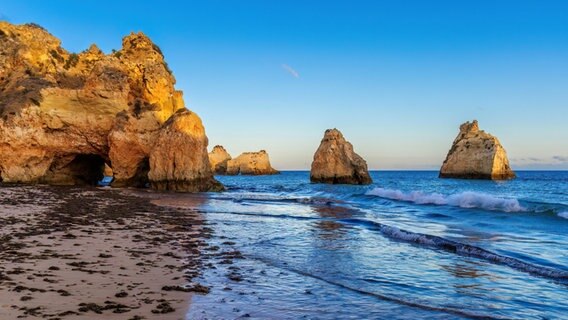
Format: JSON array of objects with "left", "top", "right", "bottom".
[{"left": 0, "top": 185, "right": 213, "bottom": 319}]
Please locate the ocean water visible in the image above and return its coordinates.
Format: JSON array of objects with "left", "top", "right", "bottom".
[{"left": 183, "top": 171, "right": 568, "bottom": 319}]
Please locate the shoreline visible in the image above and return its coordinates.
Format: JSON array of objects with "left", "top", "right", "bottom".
[
  {"left": 0, "top": 186, "right": 211, "bottom": 319},
  {"left": 1, "top": 171, "right": 566, "bottom": 319}
]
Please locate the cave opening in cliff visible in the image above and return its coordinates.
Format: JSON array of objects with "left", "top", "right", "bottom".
[
  {"left": 63, "top": 154, "right": 106, "bottom": 186},
  {"left": 133, "top": 157, "right": 150, "bottom": 188},
  {"left": 42, "top": 154, "right": 107, "bottom": 186}
]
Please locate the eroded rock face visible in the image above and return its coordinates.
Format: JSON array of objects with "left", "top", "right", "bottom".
[
  {"left": 439, "top": 120, "right": 515, "bottom": 180},
  {"left": 226, "top": 150, "right": 279, "bottom": 175},
  {"left": 310, "top": 129, "right": 372, "bottom": 185},
  {"left": 108, "top": 111, "right": 161, "bottom": 187},
  {"left": 0, "top": 22, "right": 220, "bottom": 191},
  {"left": 148, "top": 109, "right": 223, "bottom": 192},
  {"left": 208, "top": 145, "right": 232, "bottom": 175}
]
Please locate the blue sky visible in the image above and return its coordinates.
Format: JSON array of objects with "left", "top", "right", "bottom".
[{"left": 2, "top": 1, "right": 567, "bottom": 169}]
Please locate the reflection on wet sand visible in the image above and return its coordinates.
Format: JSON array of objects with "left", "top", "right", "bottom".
[
  {"left": 140, "top": 190, "right": 208, "bottom": 210},
  {"left": 311, "top": 205, "right": 354, "bottom": 241},
  {"left": 314, "top": 204, "right": 355, "bottom": 219},
  {"left": 441, "top": 261, "right": 491, "bottom": 295},
  {"left": 314, "top": 220, "right": 344, "bottom": 235}
]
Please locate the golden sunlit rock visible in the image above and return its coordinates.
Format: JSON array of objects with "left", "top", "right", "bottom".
[
  {"left": 0, "top": 22, "right": 220, "bottom": 190},
  {"left": 310, "top": 128, "right": 372, "bottom": 185},
  {"left": 208, "top": 145, "right": 232, "bottom": 175},
  {"left": 226, "top": 150, "right": 279, "bottom": 175},
  {"left": 439, "top": 120, "right": 515, "bottom": 180}
]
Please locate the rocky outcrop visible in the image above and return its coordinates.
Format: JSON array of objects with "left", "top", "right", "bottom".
[
  {"left": 108, "top": 111, "right": 161, "bottom": 187},
  {"left": 148, "top": 109, "right": 223, "bottom": 192},
  {"left": 0, "top": 22, "right": 221, "bottom": 191},
  {"left": 310, "top": 129, "right": 372, "bottom": 185},
  {"left": 226, "top": 150, "right": 279, "bottom": 175},
  {"left": 439, "top": 120, "right": 515, "bottom": 180},
  {"left": 208, "top": 145, "right": 232, "bottom": 174}
]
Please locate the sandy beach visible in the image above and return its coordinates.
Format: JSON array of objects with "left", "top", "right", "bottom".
[{"left": 0, "top": 186, "right": 219, "bottom": 319}]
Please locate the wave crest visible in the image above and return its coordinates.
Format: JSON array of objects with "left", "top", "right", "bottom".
[
  {"left": 360, "top": 220, "right": 568, "bottom": 281},
  {"left": 366, "top": 188, "right": 525, "bottom": 212},
  {"left": 558, "top": 211, "right": 568, "bottom": 219}
]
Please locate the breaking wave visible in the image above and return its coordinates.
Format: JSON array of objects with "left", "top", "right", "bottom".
[
  {"left": 559, "top": 211, "right": 568, "bottom": 219},
  {"left": 213, "top": 209, "right": 568, "bottom": 282},
  {"left": 341, "top": 218, "right": 568, "bottom": 282},
  {"left": 366, "top": 188, "right": 525, "bottom": 212}
]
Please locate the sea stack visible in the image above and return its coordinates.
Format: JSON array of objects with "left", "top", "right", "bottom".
[
  {"left": 310, "top": 129, "right": 372, "bottom": 185},
  {"left": 208, "top": 145, "right": 232, "bottom": 174},
  {"left": 439, "top": 120, "right": 515, "bottom": 180},
  {"left": 0, "top": 22, "right": 221, "bottom": 191},
  {"left": 226, "top": 150, "right": 279, "bottom": 175}
]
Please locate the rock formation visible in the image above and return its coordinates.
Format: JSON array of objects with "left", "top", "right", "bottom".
[
  {"left": 103, "top": 164, "right": 113, "bottom": 177},
  {"left": 0, "top": 22, "right": 221, "bottom": 191},
  {"left": 208, "top": 145, "right": 232, "bottom": 174},
  {"left": 148, "top": 109, "right": 223, "bottom": 191},
  {"left": 439, "top": 120, "right": 515, "bottom": 180},
  {"left": 310, "top": 129, "right": 372, "bottom": 185},
  {"left": 226, "top": 150, "right": 279, "bottom": 175}
]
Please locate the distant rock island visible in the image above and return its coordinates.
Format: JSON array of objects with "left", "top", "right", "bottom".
[
  {"left": 0, "top": 22, "right": 222, "bottom": 191},
  {"left": 310, "top": 129, "right": 372, "bottom": 185},
  {"left": 226, "top": 150, "right": 279, "bottom": 175},
  {"left": 208, "top": 145, "right": 232, "bottom": 175},
  {"left": 440, "top": 120, "right": 515, "bottom": 180}
]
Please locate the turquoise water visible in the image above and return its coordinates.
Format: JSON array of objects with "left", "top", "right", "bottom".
[{"left": 185, "top": 171, "right": 568, "bottom": 319}]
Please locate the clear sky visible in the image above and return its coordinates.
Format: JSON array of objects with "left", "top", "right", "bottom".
[{"left": 2, "top": 1, "right": 567, "bottom": 170}]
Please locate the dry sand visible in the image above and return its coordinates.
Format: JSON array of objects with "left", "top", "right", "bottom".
[{"left": 0, "top": 185, "right": 213, "bottom": 319}]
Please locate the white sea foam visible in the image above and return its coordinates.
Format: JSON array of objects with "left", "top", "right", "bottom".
[
  {"left": 373, "top": 223, "right": 568, "bottom": 280},
  {"left": 366, "top": 188, "right": 525, "bottom": 212},
  {"left": 558, "top": 211, "right": 568, "bottom": 219}
]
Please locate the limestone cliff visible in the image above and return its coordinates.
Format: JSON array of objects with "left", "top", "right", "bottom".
[
  {"left": 226, "top": 150, "right": 279, "bottom": 175},
  {"left": 439, "top": 120, "right": 515, "bottom": 180},
  {"left": 310, "top": 129, "right": 372, "bottom": 185},
  {"left": 208, "top": 145, "right": 232, "bottom": 175},
  {"left": 149, "top": 109, "right": 223, "bottom": 192},
  {"left": 0, "top": 22, "right": 221, "bottom": 191}
]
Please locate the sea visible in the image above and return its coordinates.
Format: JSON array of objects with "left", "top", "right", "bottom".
[{"left": 181, "top": 171, "right": 568, "bottom": 319}]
